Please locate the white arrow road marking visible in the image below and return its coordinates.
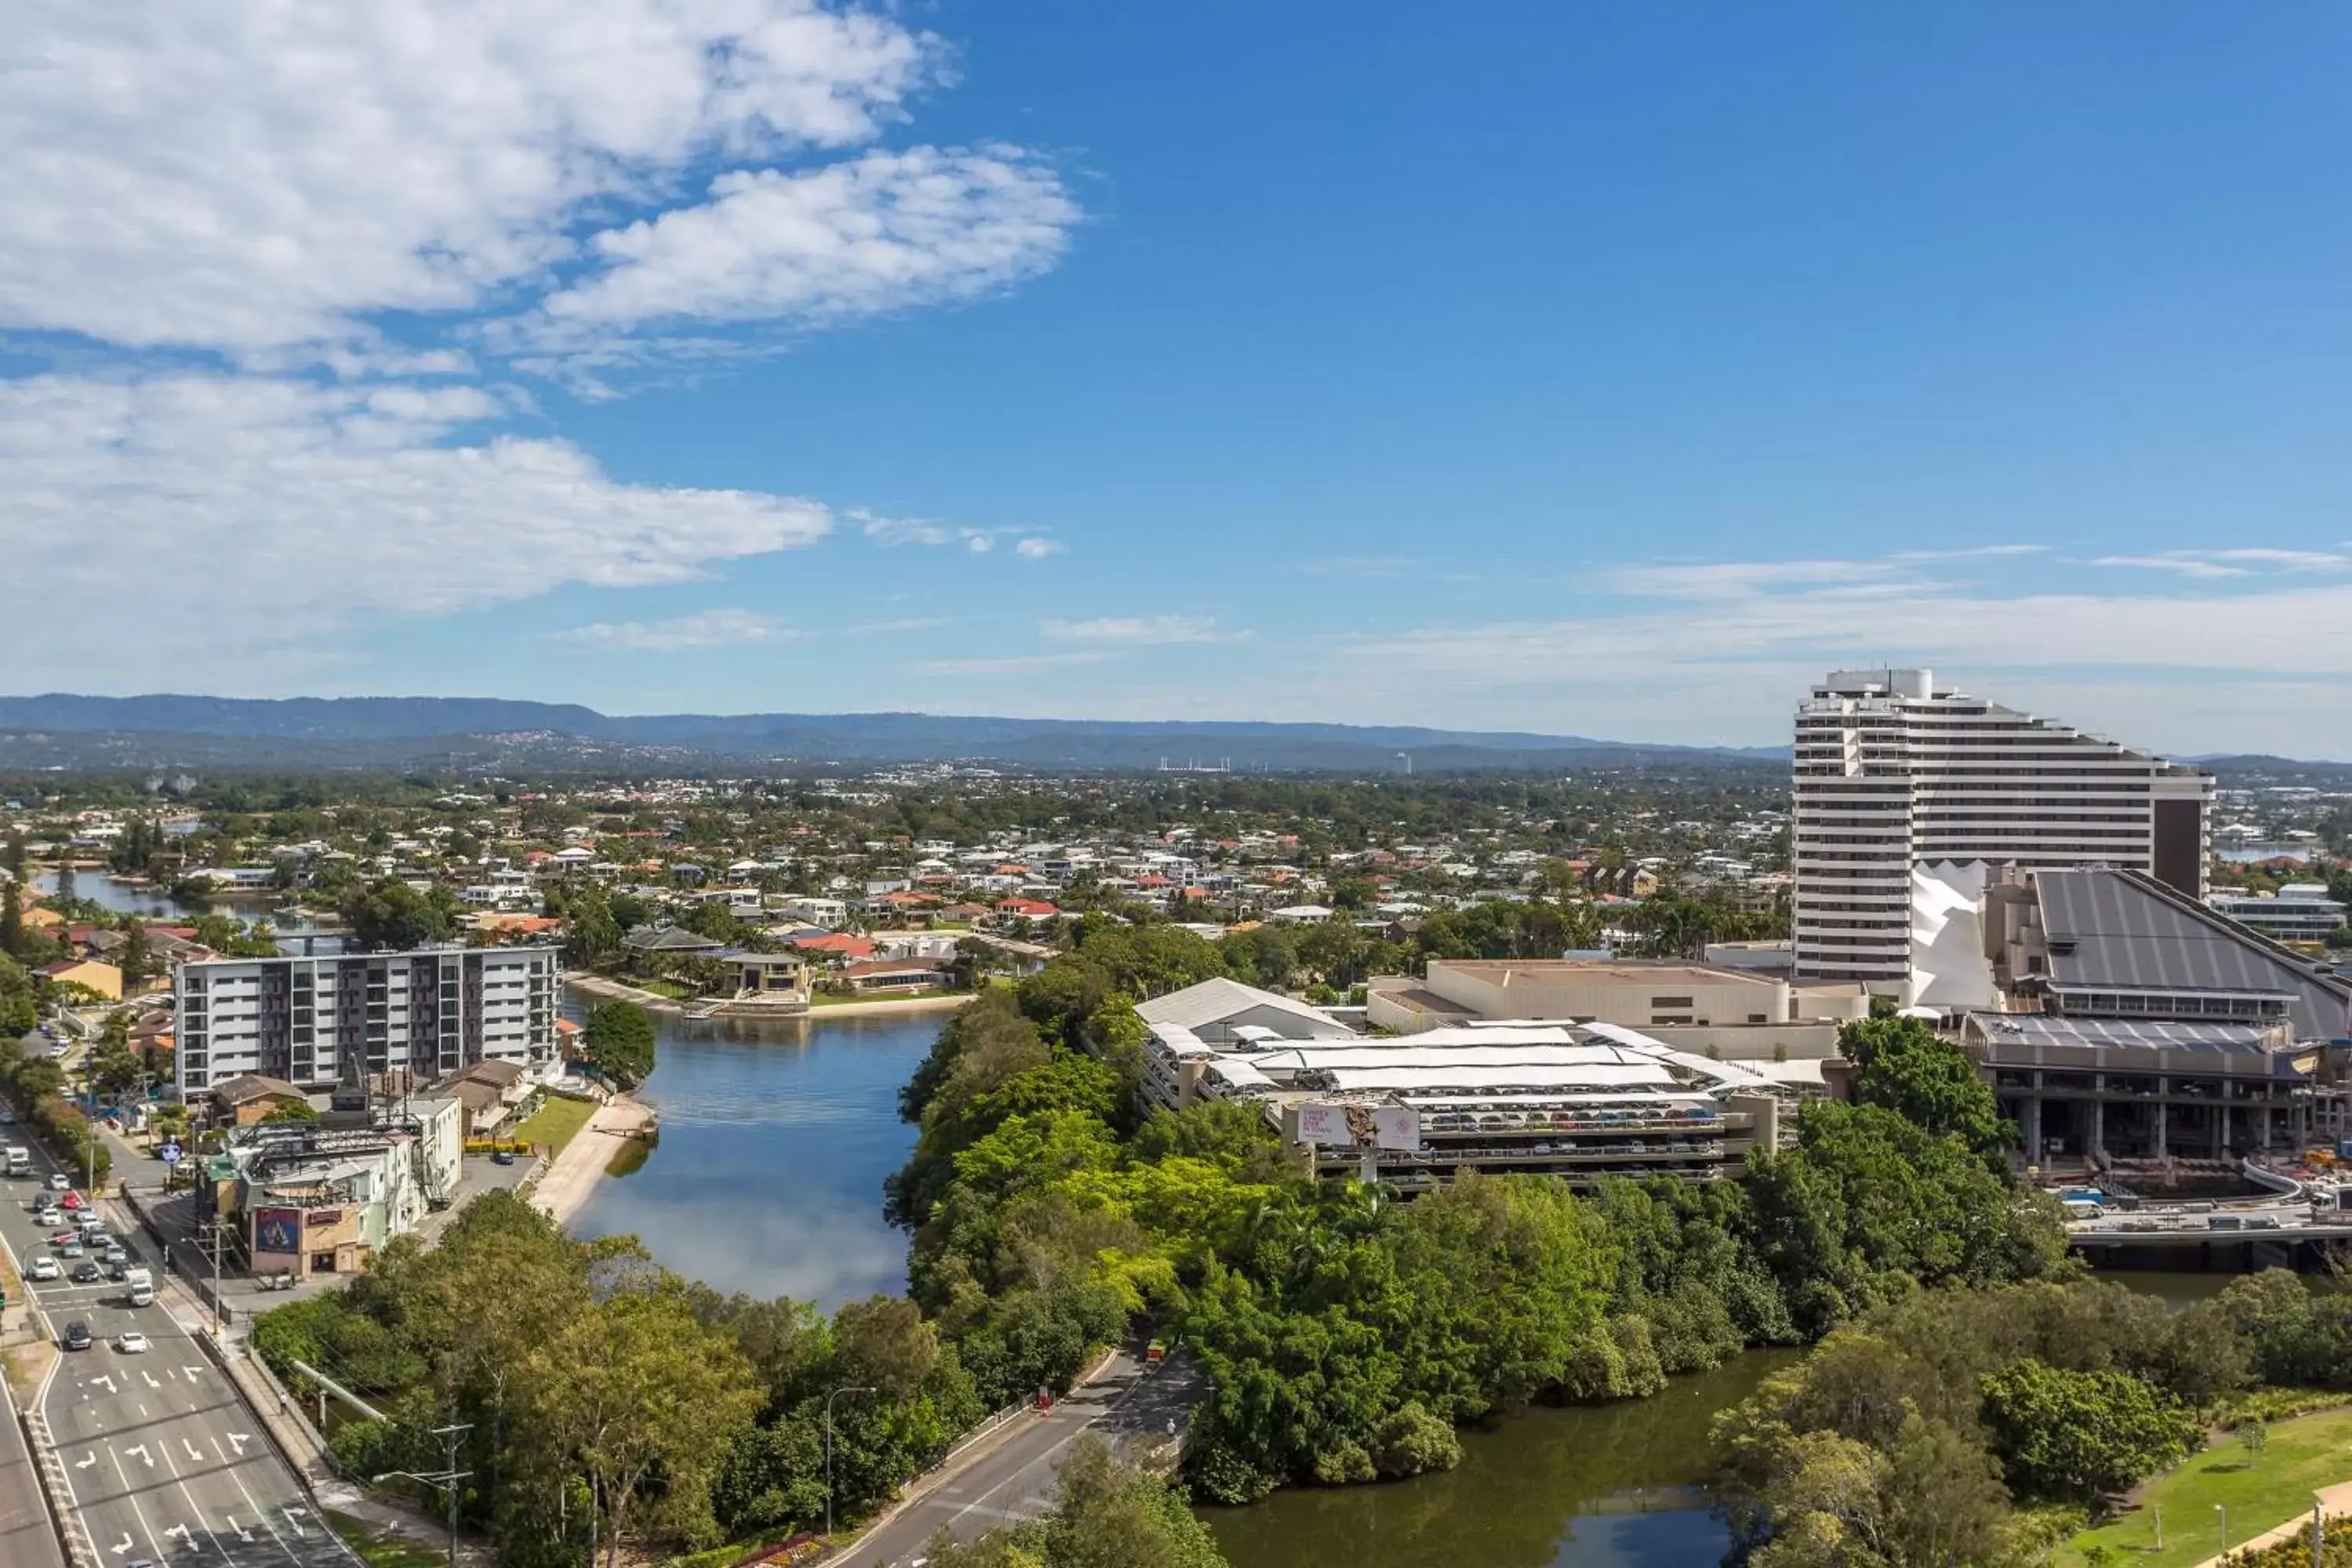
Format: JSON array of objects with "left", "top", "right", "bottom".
[
  {"left": 124, "top": 1443, "right": 152, "bottom": 1468},
  {"left": 141, "top": 1370, "right": 159, "bottom": 1388},
  {"left": 220, "top": 1464, "right": 300, "bottom": 1561},
  {"left": 164, "top": 1523, "right": 193, "bottom": 1545},
  {"left": 74, "top": 1450, "right": 96, "bottom": 1470},
  {"left": 181, "top": 1367, "right": 205, "bottom": 1382},
  {"left": 226, "top": 1515, "right": 254, "bottom": 1543},
  {"left": 182, "top": 1439, "right": 203, "bottom": 1463},
  {"left": 225, "top": 1432, "right": 251, "bottom": 1456},
  {"left": 108, "top": 1533, "right": 131, "bottom": 1555},
  {"left": 151, "top": 1430, "right": 234, "bottom": 1563},
  {"left": 282, "top": 1504, "right": 311, "bottom": 1537},
  {"left": 92, "top": 1374, "right": 116, "bottom": 1394}
]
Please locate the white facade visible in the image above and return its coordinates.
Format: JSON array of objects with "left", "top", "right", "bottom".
[
  {"left": 175, "top": 945, "right": 560, "bottom": 1095},
  {"left": 1793, "top": 669, "right": 2211, "bottom": 991}
]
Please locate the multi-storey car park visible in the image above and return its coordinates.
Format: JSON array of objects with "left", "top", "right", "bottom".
[{"left": 1791, "top": 667, "right": 2211, "bottom": 994}]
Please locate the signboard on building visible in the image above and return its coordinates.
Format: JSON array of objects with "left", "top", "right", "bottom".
[
  {"left": 1294, "top": 1104, "right": 1348, "bottom": 1146},
  {"left": 254, "top": 1207, "right": 302, "bottom": 1254},
  {"left": 1370, "top": 1105, "right": 1421, "bottom": 1152}
]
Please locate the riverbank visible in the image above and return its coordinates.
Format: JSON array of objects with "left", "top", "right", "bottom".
[
  {"left": 568, "top": 971, "right": 972, "bottom": 1021},
  {"left": 530, "top": 1095, "right": 655, "bottom": 1230}
]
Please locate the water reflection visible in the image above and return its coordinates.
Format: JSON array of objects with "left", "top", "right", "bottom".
[
  {"left": 559, "top": 992, "right": 935, "bottom": 1310},
  {"left": 1203, "top": 1353, "right": 1795, "bottom": 1568}
]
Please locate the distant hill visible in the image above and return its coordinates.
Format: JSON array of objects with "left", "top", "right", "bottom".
[{"left": 0, "top": 693, "right": 1788, "bottom": 775}]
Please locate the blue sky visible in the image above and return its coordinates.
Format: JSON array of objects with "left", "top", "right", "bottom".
[{"left": 5, "top": 2, "right": 2350, "bottom": 752}]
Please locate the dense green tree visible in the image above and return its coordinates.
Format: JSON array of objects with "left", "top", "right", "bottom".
[
  {"left": 339, "top": 877, "right": 455, "bottom": 950},
  {"left": 583, "top": 1001, "right": 657, "bottom": 1091},
  {"left": 1839, "top": 1016, "right": 2014, "bottom": 1167},
  {"left": 1976, "top": 1359, "right": 2198, "bottom": 1502}
]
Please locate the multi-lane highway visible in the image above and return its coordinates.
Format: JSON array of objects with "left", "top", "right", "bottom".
[{"left": 0, "top": 1108, "right": 354, "bottom": 1566}]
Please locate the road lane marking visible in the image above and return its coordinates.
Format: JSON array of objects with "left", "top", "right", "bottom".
[
  {"left": 151, "top": 1423, "right": 234, "bottom": 1563},
  {"left": 123, "top": 1443, "right": 151, "bottom": 1468},
  {"left": 216, "top": 1461, "right": 302, "bottom": 1564},
  {"left": 226, "top": 1433, "right": 251, "bottom": 1456},
  {"left": 75, "top": 1450, "right": 96, "bottom": 1470},
  {"left": 106, "top": 1443, "right": 167, "bottom": 1561},
  {"left": 142, "top": 1371, "right": 160, "bottom": 1390},
  {"left": 109, "top": 1532, "right": 131, "bottom": 1555},
  {"left": 183, "top": 1367, "right": 205, "bottom": 1383},
  {"left": 227, "top": 1514, "right": 254, "bottom": 1543},
  {"left": 183, "top": 1439, "right": 204, "bottom": 1463},
  {"left": 283, "top": 1504, "right": 311, "bottom": 1537}
]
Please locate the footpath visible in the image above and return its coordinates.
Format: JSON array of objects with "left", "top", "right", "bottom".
[
  {"left": 529, "top": 1095, "right": 654, "bottom": 1229},
  {"left": 2193, "top": 1480, "right": 2352, "bottom": 1567}
]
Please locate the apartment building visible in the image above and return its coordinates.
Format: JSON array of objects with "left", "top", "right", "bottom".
[
  {"left": 1792, "top": 668, "right": 2210, "bottom": 993},
  {"left": 174, "top": 945, "right": 561, "bottom": 1096}
]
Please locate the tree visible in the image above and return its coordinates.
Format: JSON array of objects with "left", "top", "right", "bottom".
[
  {"left": 0, "top": 884, "right": 23, "bottom": 960},
  {"left": 1838, "top": 1017, "right": 2014, "bottom": 1166},
  {"left": 262, "top": 1099, "right": 321, "bottom": 1123},
  {"left": 583, "top": 1001, "right": 657, "bottom": 1091},
  {"left": 340, "top": 877, "right": 455, "bottom": 950},
  {"left": 1976, "top": 1359, "right": 2199, "bottom": 1502},
  {"left": 521, "top": 1287, "right": 764, "bottom": 1567}
]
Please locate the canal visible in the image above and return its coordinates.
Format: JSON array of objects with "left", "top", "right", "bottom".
[
  {"left": 557, "top": 989, "right": 932, "bottom": 1310},
  {"left": 537, "top": 993, "right": 2292, "bottom": 1568}
]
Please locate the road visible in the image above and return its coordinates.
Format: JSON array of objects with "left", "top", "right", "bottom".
[
  {"left": 0, "top": 1356, "right": 65, "bottom": 1568},
  {"left": 833, "top": 1348, "right": 1204, "bottom": 1568},
  {"left": 0, "top": 1102, "right": 354, "bottom": 1566}
]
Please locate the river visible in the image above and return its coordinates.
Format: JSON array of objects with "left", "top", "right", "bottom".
[
  {"left": 538, "top": 992, "right": 2280, "bottom": 1568},
  {"left": 557, "top": 989, "right": 931, "bottom": 1309},
  {"left": 38, "top": 869, "right": 335, "bottom": 939}
]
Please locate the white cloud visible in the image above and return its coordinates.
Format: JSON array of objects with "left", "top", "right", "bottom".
[
  {"left": 913, "top": 651, "right": 1118, "bottom": 677},
  {"left": 0, "top": 375, "right": 833, "bottom": 685},
  {"left": 555, "top": 608, "right": 798, "bottom": 652},
  {"left": 859, "top": 514, "right": 1062, "bottom": 557},
  {"left": 1, "top": 2, "right": 953, "bottom": 354},
  {"left": 522, "top": 147, "right": 1077, "bottom": 351},
  {"left": 1605, "top": 558, "right": 1925, "bottom": 600},
  {"left": 1040, "top": 615, "right": 1246, "bottom": 645},
  {"left": 2088, "top": 548, "right": 2352, "bottom": 578},
  {"left": 0, "top": 2, "right": 1081, "bottom": 684}
]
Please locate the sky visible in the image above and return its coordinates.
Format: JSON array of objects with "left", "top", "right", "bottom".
[{"left": 4, "top": 2, "right": 2350, "bottom": 754}]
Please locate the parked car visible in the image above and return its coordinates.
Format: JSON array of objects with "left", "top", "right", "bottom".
[
  {"left": 27, "top": 1258, "right": 59, "bottom": 1281},
  {"left": 58, "top": 1242, "right": 83, "bottom": 1258},
  {"left": 46, "top": 1172, "right": 68, "bottom": 1191},
  {"left": 70, "top": 1261, "right": 100, "bottom": 1283},
  {"left": 491, "top": 1149, "right": 517, "bottom": 1166},
  {"left": 36, "top": 1209, "right": 60, "bottom": 1229},
  {"left": 63, "top": 1321, "right": 90, "bottom": 1351},
  {"left": 103, "top": 1245, "right": 128, "bottom": 1268},
  {"left": 115, "top": 1332, "right": 150, "bottom": 1355},
  {"left": 59, "top": 1192, "right": 84, "bottom": 1210}
]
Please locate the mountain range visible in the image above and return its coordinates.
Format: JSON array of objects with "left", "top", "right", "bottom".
[{"left": 0, "top": 693, "right": 1786, "bottom": 775}]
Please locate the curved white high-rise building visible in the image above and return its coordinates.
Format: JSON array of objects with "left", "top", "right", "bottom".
[{"left": 1791, "top": 669, "right": 2210, "bottom": 992}]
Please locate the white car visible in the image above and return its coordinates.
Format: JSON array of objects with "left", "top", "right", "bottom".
[
  {"left": 115, "top": 1332, "right": 151, "bottom": 1355},
  {"left": 46, "top": 1173, "right": 68, "bottom": 1191},
  {"left": 27, "top": 1258, "right": 58, "bottom": 1281}
]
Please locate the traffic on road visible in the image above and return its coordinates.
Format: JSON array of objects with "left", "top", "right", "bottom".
[{"left": 0, "top": 1096, "right": 355, "bottom": 1566}]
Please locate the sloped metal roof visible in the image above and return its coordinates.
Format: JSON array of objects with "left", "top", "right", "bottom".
[{"left": 2037, "top": 869, "right": 2352, "bottom": 1039}]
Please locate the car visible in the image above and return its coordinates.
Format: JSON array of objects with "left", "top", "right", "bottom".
[
  {"left": 46, "top": 1172, "right": 67, "bottom": 1190},
  {"left": 59, "top": 1192, "right": 84, "bottom": 1210},
  {"left": 491, "top": 1149, "right": 517, "bottom": 1166},
  {"left": 27, "top": 1258, "right": 58, "bottom": 1281},
  {"left": 48, "top": 1229, "right": 77, "bottom": 1245},
  {"left": 63, "top": 1321, "right": 90, "bottom": 1351},
  {"left": 103, "top": 1245, "right": 127, "bottom": 1267},
  {"left": 36, "top": 1210, "right": 61, "bottom": 1229},
  {"left": 69, "top": 1261, "right": 100, "bottom": 1283},
  {"left": 58, "top": 1242, "right": 83, "bottom": 1258},
  {"left": 115, "top": 1331, "right": 150, "bottom": 1355}
]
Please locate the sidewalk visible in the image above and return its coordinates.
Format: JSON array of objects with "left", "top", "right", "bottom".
[{"left": 2198, "top": 1482, "right": 2352, "bottom": 1567}]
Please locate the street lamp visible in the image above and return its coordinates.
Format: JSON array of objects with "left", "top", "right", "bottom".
[{"left": 825, "top": 1385, "right": 876, "bottom": 1538}]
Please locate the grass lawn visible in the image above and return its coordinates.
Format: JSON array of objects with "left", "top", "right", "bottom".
[
  {"left": 324, "top": 1510, "right": 449, "bottom": 1568},
  {"left": 509, "top": 1095, "right": 598, "bottom": 1157},
  {"left": 811, "top": 987, "right": 956, "bottom": 1005},
  {"left": 2057, "top": 1405, "right": 2352, "bottom": 1568}
]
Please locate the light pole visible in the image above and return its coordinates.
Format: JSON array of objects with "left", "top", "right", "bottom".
[{"left": 824, "top": 1385, "right": 876, "bottom": 1538}]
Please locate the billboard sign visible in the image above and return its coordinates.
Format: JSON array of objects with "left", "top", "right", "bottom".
[
  {"left": 254, "top": 1207, "right": 302, "bottom": 1254},
  {"left": 1294, "top": 1104, "right": 1348, "bottom": 1146},
  {"left": 1371, "top": 1105, "right": 1421, "bottom": 1152}
]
